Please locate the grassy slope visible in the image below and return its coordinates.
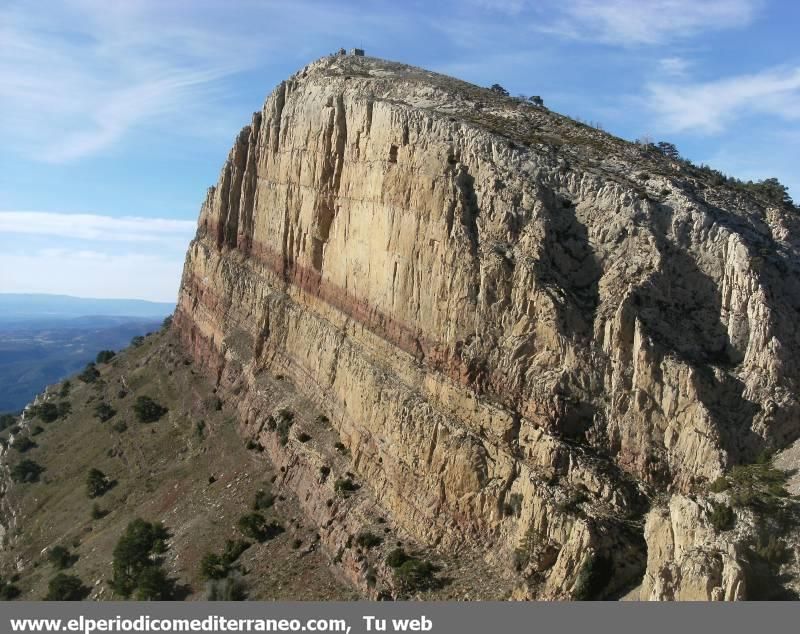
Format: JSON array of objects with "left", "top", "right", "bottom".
[{"left": 0, "top": 328, "right": 356, "bottom": 600}]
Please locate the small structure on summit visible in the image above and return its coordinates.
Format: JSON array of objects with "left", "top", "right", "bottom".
[{"left": 350, "top": 48, "right": 365, "bottom": 56}]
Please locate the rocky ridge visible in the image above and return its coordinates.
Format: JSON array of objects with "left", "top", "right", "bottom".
[{"left": 173, "top": 54, "right": 800, "bottom": 600}]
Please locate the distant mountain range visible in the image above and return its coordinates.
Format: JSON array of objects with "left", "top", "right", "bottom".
[
  {"left": 0, "top": 293, "right": 174, "bottom": 322},
  {"left": 0, "top": 294, "right": 174, "bottom": 411}
]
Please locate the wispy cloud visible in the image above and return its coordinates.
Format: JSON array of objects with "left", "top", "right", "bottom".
[
  {"left": 516, "top": 0, "right": 759, "bottom": 46},
  {"left": 647, "top": 66, "right": 800, "bottom": 133},
  {"left": 658, "top": 56, "right": 691, "bottom": 77},
  {"left": 0, "top": 212, "right": 196, "bottom": 244},
  {"left": 0, "top": 1, "right": 268, "bottom": 163}
]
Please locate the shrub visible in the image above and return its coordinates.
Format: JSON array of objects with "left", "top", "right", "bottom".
[
  {"left": 133, "top": 396, "right": 167, "bottom": 423},
  {"left": 45, "top": 574, "right": 88, "bottom": 601},
  {"left": 221, "top": 539, "right": 250, "bottom": 564},
  {"left": 94, "top": 402, "right": 116, "bottom": 422},
  {"left": 297, "top": 432, "right": 312, "bottom": 443},
  {"left": 572, "top": 554, "right": 613, "bottom": 601},
  {"left": 394, "top": 558, "right": 437, "bottom": 593},
  {"left": 709, "top": 503, "right": 735, "bottom": 532},
  {"left": 489, "top": 83, "right": 509, "bottom": 96},
  {"left": 754, "top": 536, "right": 790, "bottom": 567},
  {"left": 245, "top": 439, "right": 263, "bottom": 452},
  {"left": 30, "top": 425, "right": 44, "bottom": 436},
  {"left": 200, "top": 553, "right": 228, "bottom": 581},
  {"left": 48, "top": 545, "right": 77, "bottom": 570},
  {"left": 206, "top": 572, "right": 247, "bottom": 601},
  {"left": 35, "top": 402, "right": 60, "bottom": 423},
  {"left": 274, "top": 409, "right": 294, "bottom": 446},
  {"left": 333, "top": 441, "right": 349, "bottom": 455},
  {"left": 134, "top": 565, "right": 174, "bottom": 601},
  {"left": 162, "top": 316, "right": 173, "bottom": 330},
  {"left": 238, "top": 513, "right": 284, "bottom": 542},
  {"left": 355, "top": 532, "right": 383, "bottom": 549},
  {"left": 111, "top": 519, "right": 169, "bottom": 598},
  {"left": 0, "top": 578, "right": 21, "bottom": 600},
  {"left": 386, "top": 548, "right": 410, "bottom": 569},
  {"left": 78, "top": 363, "right": 100, "bottom": 383},
  {"left": 319, "top": 466, "right": 331, "bottom": 480},
  {"left": 131, "top": 335, "right": 145, "bottom": 347},
  {"left": 57, "top": 402, "right": 71, "bottom": 418},
  {"left": 59, "top": 381, "right": 71, "bottom": 398},
  {"left": 11, "top": 459, "right": 44, "bottom": 483},
  {"left": 334, "top": 478, "right": 358, "bottom": 496},
  {"left": 86, "top": 468, "right": 112, "bottom": 498},
  {"left": 709, "top": 477, "right": 729, "bottom": 493},
  {"left": 111, "top": 420, "right": 128, "bottom": 433},
  {"left": 95, "top": 350, "right": 115, "bottom": 364},
  {"left": 91, "top": 503, "right": 108, "bottom": 520},
  {"left": 292, "top": 539, "right": 302, "bottom": 550},
  {"left": 13, "top": 436, "right": 36, "bottom": 453},
  {"left": 253, "top": 489, "right": 275, "bottom": 510}
]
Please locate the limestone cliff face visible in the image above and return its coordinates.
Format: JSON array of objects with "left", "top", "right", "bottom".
[{"left": 174, "top": 55, "right": 800, "bottom": 599}]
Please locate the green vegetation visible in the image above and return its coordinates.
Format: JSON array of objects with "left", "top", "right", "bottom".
[
  {"left": 319, "top": 465, "right": 331, "bottom": 480},
  {"left": 45, "top": 574, "right": 88, "bottom": 600},
  {"left": 86, "top": 468, "right": 113, "bottom": 498},
  {"left": 94, "top": 402, "right": 116, "bottom": 422},
  {"left": 297, "top": 432, "right": 312, "bottom": 443},
  {"left": 200, "top": 537, "right": 252, "bottom": 582},
  {"left": 48, "top": 545, "right": 78, "bottom": 570},
  {"left": 91, "top": 503, "right": 108, "bottom": 520},
  {"left": 334, "top": 477, "right": 358, "bottom": 496},
  {"left": 13, "top": 435, "right": 36, "bottom": 453},
  {"left": 252, "top": 489, "right": 275, "bottom": 511},
  {"left": 206, "top": 572, "right": 247, "bottom": 601},
  {"left": 572, "top": 554, "right": 613, "bottom": 601},
  {"left": 355, "top": 531, "right": 383, "bottom": 549},
  {"left": 268, "top": 409, "right": 294, "bottom": 446},
  {"left": 709, "top": 503, "right": 735, "bottom": 532},
  {"left": 33, "top": 402, "right": 60, "bottom": 423},
  {"left": 95, "top": 350, "right": 116, "bottom": 364},
  {"left": 386, "top": 548, "right": 410, "bottom": 569},
  {"left": 11, "top": 459, "right": 44, "bottom": 483},
  {"left": 78, "top": 363, "right": 100, "bottom": 384},
  {"left": 237, "top": 513, "right": 284, "bottom": 542},
  {"left": 0, "top": 578, "right": 21, "bottom": 600},
  {"left": 131, "top": 335, "right": 145, "bottom": 347},
  {"left": 30, "top": 425, "right": 44, "bottom": 436},
  {"left": 133, "top": 396, "right": 167, "bottom": 423},
  {"left": 59, "top": 381, "right": 71, "bottom": 398},
  {"left": 111, "top": 519, "right": 172, "bottom": 599},
  {"left": 394, "top": 558, "right": 437, "bottom": 593}
]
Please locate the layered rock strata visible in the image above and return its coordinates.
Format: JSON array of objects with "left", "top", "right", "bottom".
[{"left": 174, "top": 55, "right": 800, "bottom": 599}]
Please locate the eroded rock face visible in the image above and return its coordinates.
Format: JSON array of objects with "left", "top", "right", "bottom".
[{"left": 174, "top": 55, "right": 800, "bottom": 599}]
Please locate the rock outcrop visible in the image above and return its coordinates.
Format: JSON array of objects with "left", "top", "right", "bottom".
[{"left": 174, "top": 55, "right": 800, "bottom": 599}]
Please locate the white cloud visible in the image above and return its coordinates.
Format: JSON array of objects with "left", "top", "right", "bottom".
[
  {"left": 0, "top": 249, "right": 185, "bottom": 302},
  {"left": 647, "top": 66, "right": 800, "bottom": 133},
  {"left": 658, "top": 57, "right": 691, "bottom": 77},
  {"left": 532, "top": 0, "right": 757, "bottom": 45},
  {"left": 0, "top": 212, "right": 196, "bottom": 244},
  {"left": 0, "top": 1, "right": 267, "bottom": 163}
]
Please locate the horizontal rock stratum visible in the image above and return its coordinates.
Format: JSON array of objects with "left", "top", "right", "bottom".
[{"left": 174, "top": 54, "right": 800, "bottom": 600}]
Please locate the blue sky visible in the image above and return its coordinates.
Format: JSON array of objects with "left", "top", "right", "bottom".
[{"left": 1, "top": 0, "right": 798, "bottom": 301}]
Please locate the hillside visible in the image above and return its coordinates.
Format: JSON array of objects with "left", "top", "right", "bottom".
[{"left": 0, "top": 328, "right": 356, "bottom": 600}]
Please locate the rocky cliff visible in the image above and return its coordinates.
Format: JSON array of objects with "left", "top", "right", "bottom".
[{"left": 174, "top": 54, "right": 800, "bottom": 600}]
